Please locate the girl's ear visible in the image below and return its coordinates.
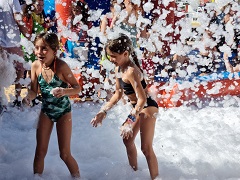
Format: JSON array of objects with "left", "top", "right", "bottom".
[{"left": 123, "top": 51, "right": 129, "bottom": 57}]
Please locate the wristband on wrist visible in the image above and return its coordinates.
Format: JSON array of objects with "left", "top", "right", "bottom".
[{"left": 127, "top": 114, "right": 136, "bottom": 123}]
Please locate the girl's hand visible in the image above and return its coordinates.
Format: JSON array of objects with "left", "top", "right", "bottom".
[
  {"left": 51, "top": 87, "right": 65, "bottom": 98},
  {"left": 120, "top": 120, "right": 133, "bottom": 139},
  {"left": 91, "top": 112, "right": 106, "bottom": 127}
]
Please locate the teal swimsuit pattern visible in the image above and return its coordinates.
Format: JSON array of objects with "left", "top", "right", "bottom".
[{"left": 38, "top": 73, "right": 71, "bottom": 122}]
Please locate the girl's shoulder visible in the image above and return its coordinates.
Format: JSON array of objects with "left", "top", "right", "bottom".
[
  {"left": 32, "top": 60, "right": 40, "bottom": 67},
  {"left": 121, "top": 66, "right": 135, "bottom": 78},
  {"left": 127, "top": 65, "right": 137, "bottom": 72},
  {"left": 127, "top": 65, "right": 142, "bottom": 79},
  {"left": 55, "top": 58, "right": 69, "bottom": 70},
  {"left": 56, "top": 58, "right": 67, "bottom": 65},
  {"left": 31, "top": 60, "right": 41, "bottom": 74}
]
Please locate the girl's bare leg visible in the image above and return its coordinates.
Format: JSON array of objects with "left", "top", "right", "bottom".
[
  {"left": 123, "top": 119, "right": 140, "bottom": 171},
  {"left": 34, "top": 112, "right": 54, "bottom": 174},
  {"left": 140, "top": 107, "right": 159, "bottom": 180},
  {"left": 56, "top": 112, "right": 80, "bottom": 178}
]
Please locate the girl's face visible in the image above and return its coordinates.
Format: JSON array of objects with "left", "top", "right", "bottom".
[
  {"left": 34, "top": 0, "right": 44, "bottom": 15},
  {"left": 106, "top": 47, "right": 128, "bottom": 66},
  {"left": 34, "top": 39, "right": 55, "bottom": 65},
  {"left": 72, "top": 6, "right": 81, "bottom": 16}
]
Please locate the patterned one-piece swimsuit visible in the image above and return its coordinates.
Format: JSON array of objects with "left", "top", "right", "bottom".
[{"left": 38, "top": 63, "right": 71, "bottom": 122}]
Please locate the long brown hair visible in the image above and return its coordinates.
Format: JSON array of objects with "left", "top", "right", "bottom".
[{"left": 105, "top": 33, "right": 142, "bottom": 72}]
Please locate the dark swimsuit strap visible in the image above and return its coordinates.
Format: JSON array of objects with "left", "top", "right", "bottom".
[{"left": 53, "top": 57, "right": 56, "bottom": 73}]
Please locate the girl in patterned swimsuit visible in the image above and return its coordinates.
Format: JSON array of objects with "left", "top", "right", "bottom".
[
  {"left": 23, "top": 32, "right": 81, "bottom": 178},
  {"left": 91, "top": 33, "right": 159, "bottom": 180}
]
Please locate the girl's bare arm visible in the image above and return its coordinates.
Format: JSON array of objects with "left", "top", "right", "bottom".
[{"left": 58, "top": 60, "right": 81, "bottom": 96}]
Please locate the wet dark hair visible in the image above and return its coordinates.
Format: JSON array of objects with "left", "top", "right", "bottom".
[
  {"left": 105, "top": 33, "right": 142, "bottom": 72},
  {"left": 34, "top": 32, "right": 59, "bottom": 51}
]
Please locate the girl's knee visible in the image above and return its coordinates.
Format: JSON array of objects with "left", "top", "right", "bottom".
[
  {"left": 123, "top": 138, "right": 135, "bottom": 147},
  {"left": 60, "top": 151, "right": 71, "bottom": 162},
  {"left": 141, "top": 144, "right": 153, "bottom": 157}
]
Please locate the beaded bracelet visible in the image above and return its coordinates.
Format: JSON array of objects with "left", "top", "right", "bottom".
[{"left": 127, "top": 114, "right": 136, "bottom": 123}]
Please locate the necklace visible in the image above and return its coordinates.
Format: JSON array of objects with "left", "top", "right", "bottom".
[
  {"left": 42, "top": 65, "right": 51, "bottom": 70},
  {"left": 41, "top": 57, "right": 56, "bottom": 83},
  {"left": 42, "top": 61, "right": 54, "bottom": 70},
  {"left": 43, "top": 68, "right": 53, "bottom": 83}
]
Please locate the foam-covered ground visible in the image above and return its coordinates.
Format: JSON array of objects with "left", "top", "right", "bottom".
[{"left": 1, "top": 99, "right": 240, "bottom": 180}]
